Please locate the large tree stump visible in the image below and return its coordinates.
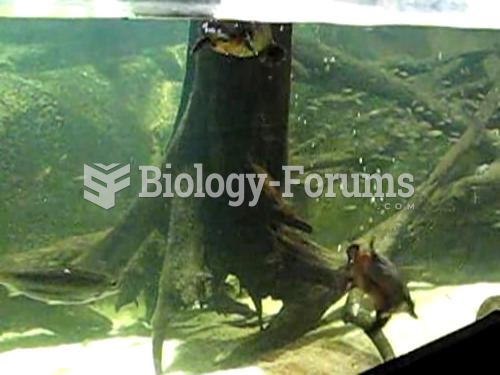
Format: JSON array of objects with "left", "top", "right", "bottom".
[{"left": 137, "top": 22, "right": 351, "bottom": 374}]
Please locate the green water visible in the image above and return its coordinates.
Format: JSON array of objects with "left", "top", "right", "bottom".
[{"left": 0, "top": 18, "right": 499, "bottom": 375}]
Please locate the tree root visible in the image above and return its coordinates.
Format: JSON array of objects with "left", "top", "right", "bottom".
[
  {"left": 355, "top": 81, "right": 500, "bottom": 257},
  {"left": 152, "top": 185, "right": 205, "bottom": 374},
  {"left": 341, "top": 291, "right": 395, "bottom": 361},
  {"left": 215, "top": 283, "right": 342, "bottom": 369},
  {"left": 115, "top": 232, "right": 165, "bottom": 319},
  {"left": 293, "top": 37, "right": 466, "bottom": 137}
]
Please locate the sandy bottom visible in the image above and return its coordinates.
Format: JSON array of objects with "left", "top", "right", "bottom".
[
  {"left": 0, "top": 282, "right": 499, "bottom": 375},
  {"left": 383, "top": 282, "right": 500, "bottom": 356}
]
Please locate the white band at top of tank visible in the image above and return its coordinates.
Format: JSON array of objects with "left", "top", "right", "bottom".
[{"left": 0, "top": 0, "right": 499, "bottom": 30}]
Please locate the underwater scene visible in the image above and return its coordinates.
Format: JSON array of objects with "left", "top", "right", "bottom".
[{"left": 0, "top": 16, "right": 500, "bottom": 375}]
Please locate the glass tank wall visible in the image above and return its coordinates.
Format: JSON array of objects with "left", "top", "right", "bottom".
[{"left": 0, "top": 15, "right": 499, "bottom": 375}]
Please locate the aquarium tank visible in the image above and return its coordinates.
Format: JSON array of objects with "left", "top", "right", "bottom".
[{"left": 0, "top": 1, "right": 499, "bottom": 374}]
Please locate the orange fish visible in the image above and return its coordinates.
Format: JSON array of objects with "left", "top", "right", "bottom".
[{"left": 346, "top": 240, "right": 417, "bottom": 329}]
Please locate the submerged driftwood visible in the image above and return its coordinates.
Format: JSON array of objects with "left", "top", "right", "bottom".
[
  {"left": 147, "top": 22, "right": 353, "bottom": 374},
  {"left": 354, "top": 76, "right": 500, "bottom": 258},
  {"left": 58, "top": 21, "right": 353, "bottom": 373},
  {"left": 3, "top": 22, "right": 499, "bottom": 374},
  {"left": 293, "top": 36, "right": 463, "bottom": 136}
]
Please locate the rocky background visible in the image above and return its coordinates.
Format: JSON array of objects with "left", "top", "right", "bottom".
[
  {"left": 0, "top": 19, "right": 187, "bottom": 250},
  {"left": 2, "top": 20, "right": 499, "bottom": 274},
  {"left": 0, "top": 19, "right": 499, "bottom": 374}
]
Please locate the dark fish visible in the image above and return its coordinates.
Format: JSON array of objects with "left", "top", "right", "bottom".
[
  {"left": 0, "top": 267, "right": 118, "bottom": 305},
  {"left": 192, "top": 20, "right": 285, "bottom": 63},
  {"left": 346, "top": 239, "right": 417, "bottom": 330}
]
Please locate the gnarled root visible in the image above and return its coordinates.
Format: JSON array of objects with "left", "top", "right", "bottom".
[
  {"left": 151, "top": 192, "right": 205, "bottom": 375},
  {"left": 215, "top": 283, "right": 343, "bottom": 368},
  {"left": 214, "top": 225, "right": 351, "bottom": 367},
  {"left": 152, "top": 292, "right": 173, "bottom": 375},
  {"left": 342, "top": 290, "right": 395, "bottom": 361}
]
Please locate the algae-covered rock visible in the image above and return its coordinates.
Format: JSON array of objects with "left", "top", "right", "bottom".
[
  {"left": 0, "top": 25, "right": 184, "bottom": 252},
  {"left": 476, "top": 295, "right": 500, "bottom": 320}
]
